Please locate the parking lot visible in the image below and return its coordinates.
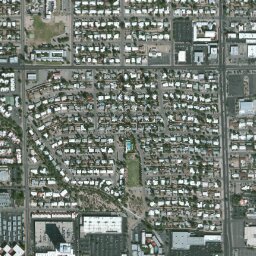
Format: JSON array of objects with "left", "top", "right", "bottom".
[
  {"left": 79, "top": 234, "right": 127, "bottom": 256},
  {"left": 237, "top": 248, "right": 256, "bottom": 256},
  {"left": 228, "top": 75, "right": 244, "bottom": 97},
  {"left": 232, "top": 219, "right": 245, "bottom": 248},
  {"left": 173, "top": 19, "right": 192, "bottom": 42},
  {"left": 226, "top": 97, "right": 236, "bottom": 116},
  {"left": 248, "top": 74, "right": 256, "bottom": 95},
  {"left": 169, "top": 243, "right": 222, "bottom": 256}
]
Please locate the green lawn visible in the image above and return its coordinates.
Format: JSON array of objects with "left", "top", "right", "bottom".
[
  {"left": 126, "top": 154, "right": 141, "bottom": 187},
  {"left": 33, "top": 16, "right": 65, "bottom": 43}
]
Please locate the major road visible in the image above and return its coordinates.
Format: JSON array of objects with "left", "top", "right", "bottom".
[
  {"left": 219, "top": 0, "right": 232, "bottom": 255},
  {"left": 2, "top": 63, "right": 256, "bottom": 71},
  {"left": 20, "top": 0, "right": 31, "bottom": 255}
]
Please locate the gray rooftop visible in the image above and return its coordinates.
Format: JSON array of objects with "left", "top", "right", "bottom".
[
  {"left": 0, "top": 193, "right": 11, "bottom": 207},
  {"left": 172, "top": 232, "right": 204, "bottom": 250},
  {"left": 239, "top": 100, "right": 256, "bottom": 115},
  {"left": 172, "top": 232, "right": 221, "bottom": 250}
]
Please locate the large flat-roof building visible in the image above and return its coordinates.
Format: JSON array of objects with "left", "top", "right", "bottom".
[
  {"left": 192, "top": 21, "right": 217, "bottom": 42},
  {"left": 79, "top": 216, "right": 127, "bottom": 256},
  {"left": 81, "top": 216, "right": 123, "bottom": 234},
  {"left": 245, "top": 226, "right": 256, "bottom": 247},
  {"left": 172, "top": 232, "right": 221, "bottom": 250},
  {"left": 0, "top": 166, "right": 10, "bottom": 182},
  {"left": 0, "top": 192, "right": 11, "bottom": 207},
  {"left": 230, "top": 45, "right": 239, "bottom": 56},
  {"left": 27, "top": 73, "right": 37, "bottom": 81},
  {"left": 34, "top": 220, "right": 74, "bottom": 252},
  {"left": 31, "top": 50, "right": 66, "bottom": 62},
  {"left": 35, "top": 243, "right": 75, "bottom": 256},
  {"left": 178, "top": 51, "right": 186, "bottom": 63},
  {"left": 194, "top": 51, "right": 204, "bottom": 64},
  {"left": 248, "top": 45, "right": 256, "bottom": 58},
  {"left": 239, "top": 32, "right": 256, "bottom": 40},
  {"left": 239, "top": 100, "right": 256, "bottom": 115}
]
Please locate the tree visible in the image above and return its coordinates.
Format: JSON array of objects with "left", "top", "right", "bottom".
[
  {"left": 232, "top": 194, "right": 242, "bottom": 206},
  {"left": 119, "top": 21, "right": 125, "bottom": 29}
]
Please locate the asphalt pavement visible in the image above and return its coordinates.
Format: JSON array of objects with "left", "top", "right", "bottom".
[{"left": 218, "top": 0, "right": 232, "bottom": 255}]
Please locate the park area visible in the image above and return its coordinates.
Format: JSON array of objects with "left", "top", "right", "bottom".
[
  {"left": 126, "top": 154, "right": 141, "bottom": 187},
  {"left": 32, "top": 15, "right": 65, "bottom": 43}
]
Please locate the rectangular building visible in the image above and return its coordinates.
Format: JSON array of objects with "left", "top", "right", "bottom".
[
  {"left": 82, "top": 216, "right": 122, "bottom": 234},
  {"left": 239, "top": 100, "right": 256, "bottom": 115},
  {"left": 248, "top": 45, "right": 256, "bottom": 58},
  {"left": 172, "top": 232, "right": 221, "bottom": 250},
  {"left": 245, "top": 226, "right": 256, "bottom": 247},
  {"left": 0, "top": 193, "right": 11, "bottom": 207}
]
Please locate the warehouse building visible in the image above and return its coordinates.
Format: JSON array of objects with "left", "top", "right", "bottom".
[
  {"left": 244, "top": 226, "right": 256, "bottom": 248},
  {"left": 35, "top": 243, "right": 75, "bottom": 256},
  {"left": 239, "top": 100, "right": 256, "bottom": 115},
  {"left": 81, "top": 216, "right": 123, "bottom": 234},
  {"left": 172, "top": 232, "right": 221, "bottom": 250}
]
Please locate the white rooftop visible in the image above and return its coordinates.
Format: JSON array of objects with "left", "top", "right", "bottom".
[
  {"left": 0, "top": 169, "right": 10, "bottom": 182},
  {"left": 172, "top": 232, "right": 221, "bottom": 250},
  {"left": 245, "top": 226, "right": 256, "bottom": 247},
  {"left": 0, "top": 244, "right": 24, "bottom": 256},
  {"left": 239, "top": 100, "right": 256, "bottom": 115},
  {"left": 82, "top": 216, "right": 122, "bottom": 234},
  {"left": 178, "top": 51, "right": 186, "bottom": 63},
  {"left": 248, "top": 45, "right": 256, "bottom": 58},
  {"left": 35, "top": 243, "right": 75, "bottom": 256}
]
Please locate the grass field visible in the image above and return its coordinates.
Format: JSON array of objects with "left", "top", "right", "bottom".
[
  {"left": 126, "top": 154, "right": 141, "bottom": 187},
  {"left": 33, "top": 16, "right": 65, "bottom": 43}
]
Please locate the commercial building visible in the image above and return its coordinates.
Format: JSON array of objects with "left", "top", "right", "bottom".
[
  {"left": 239, "top": 100, "right": 256, "bottom": 115},
  {"left": 194, "top": 51, "right": 204, "bottom": 64},
  {"left": 178, "top": 51, "right": 186, "bottom": 63},
  {"left": 244, "top": 226, "right": 256, "bottom": 247},
  {"left": 209, "top": 45, "right": 218, "bottom": 57},
  {"left": 172, "top": 232, "right": 221, "bottom": 250},
  {"left": 31, "top": 50, "right": 67, "bottom": 62},
  {"left": 248, "top": 45, "right": 256, "bottom": 58},
  {"left": 45, "top": 223, "right": 66, "bottom": 248},
  {"left": 27, "top": 73, "right": 37, "bottom": 81},
  {"left": 239, "top": 32, "right": 256, "bottom": 40},
  {"left": 0, "top": 167, "right": 10, "bottom": 182},
  {"left": 0, "top": 192, "right": 11, "bottom": 207},
  {"left": 34, "top": 219, "right": 74, "bottom": 252},
  {"left": 230, "top": 45, "right": 239, "bottom": 56},
  {"left": 0, "top": 58, "right": 8, "bottom": 64},
  {"left": 81, "top": 216, "right": 123, "bottom": 234},
  {"left": 35, "top": 243, "right": 75, "bottom": 256},
  {"left": 193, "top": 21, "right": 217, "bottom": 42},
  {"left": 9, "top": 56, "right": 18, "bottom": 64}
]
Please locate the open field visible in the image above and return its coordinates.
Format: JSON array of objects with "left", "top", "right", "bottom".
[
  {"left": 126, "top": 154, "right": 141, "bottom": 187},
  {"left": 33, "top": 16, "right": 65, "bottom": 43}
]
